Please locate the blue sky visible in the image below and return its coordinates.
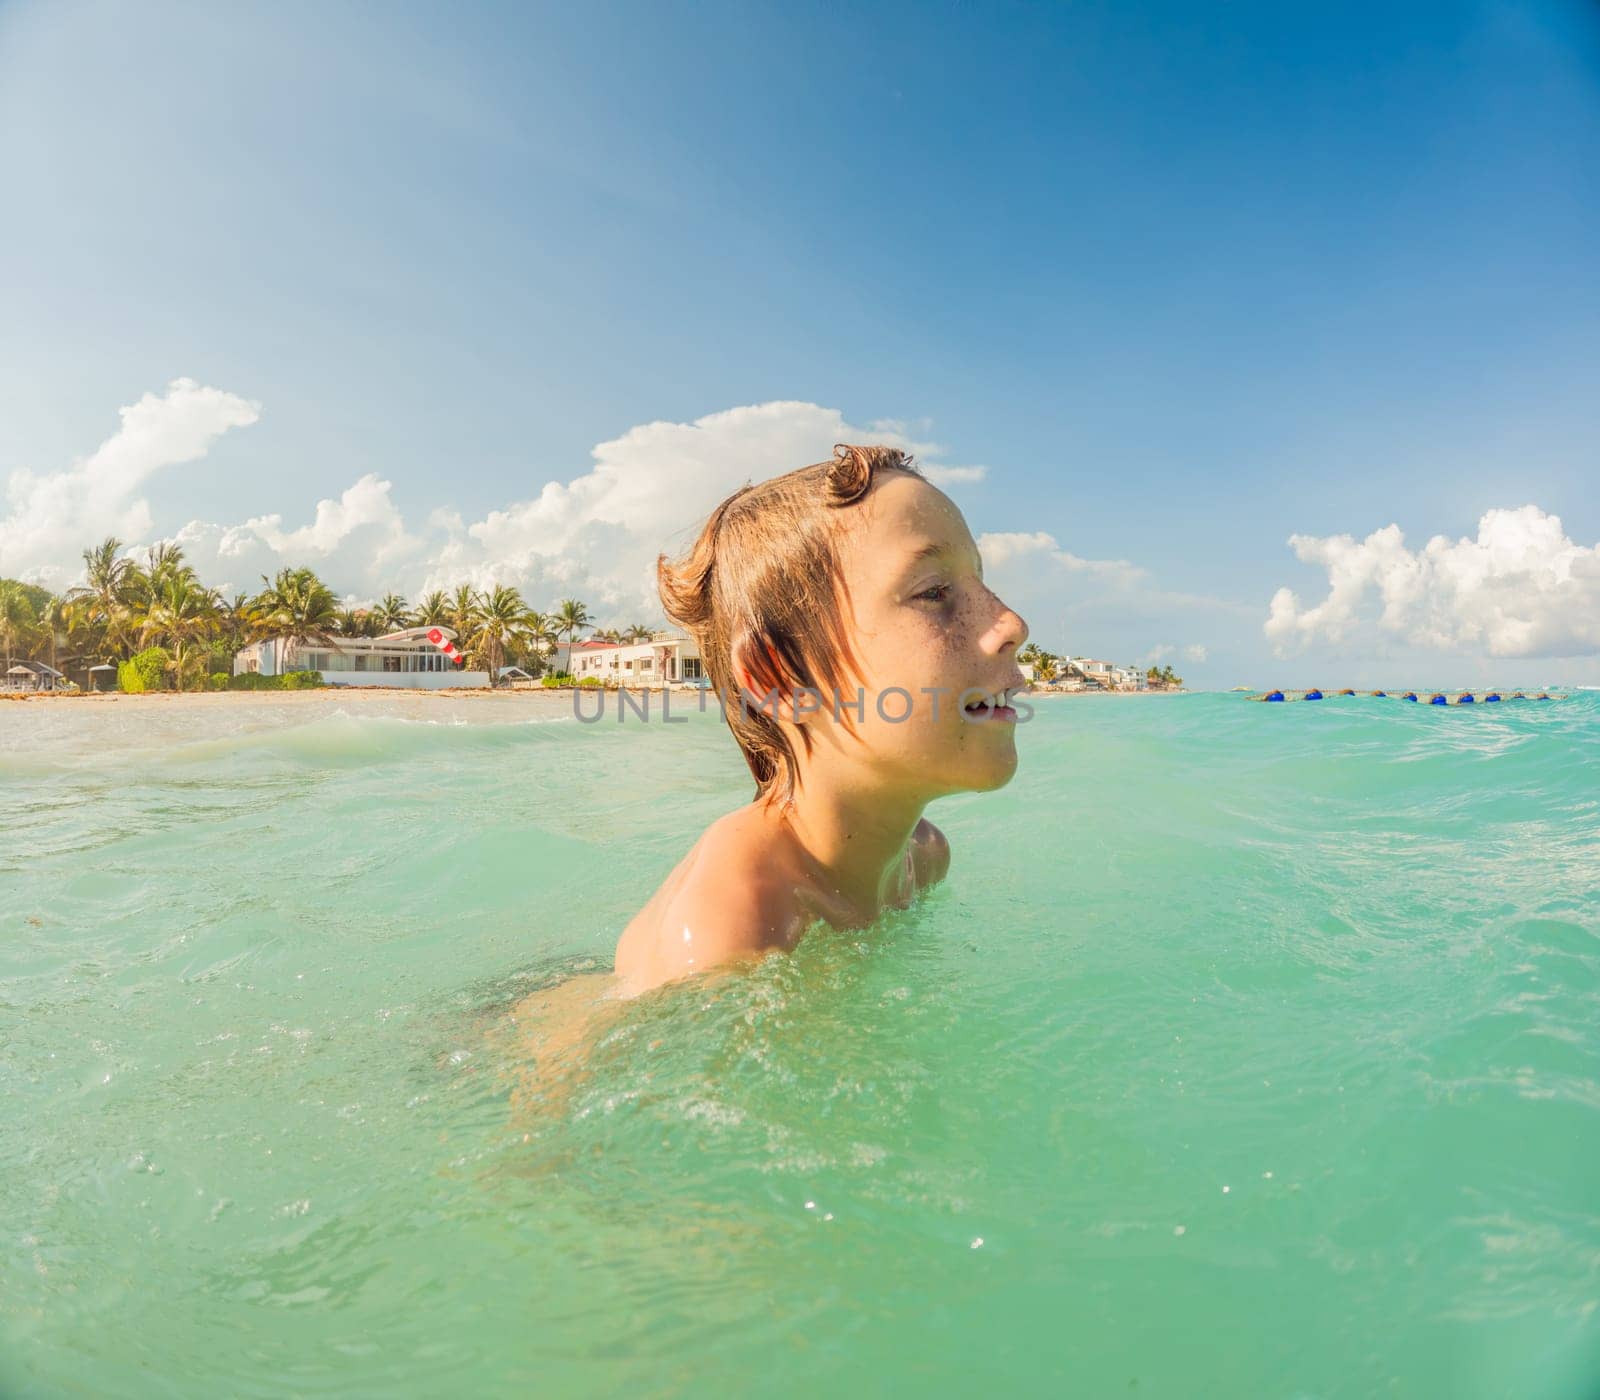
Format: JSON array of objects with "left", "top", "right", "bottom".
[{"left": 2, "top": 0, "right": 1597, "bottom": 683}]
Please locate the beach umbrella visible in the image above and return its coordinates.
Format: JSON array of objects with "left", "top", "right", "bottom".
[{"left": 88, "top": 662, "right": 116, "bottom": 693}]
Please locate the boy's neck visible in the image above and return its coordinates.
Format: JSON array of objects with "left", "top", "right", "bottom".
[{"left": 775, "top": 773, "right": 927, "bottom": 921}]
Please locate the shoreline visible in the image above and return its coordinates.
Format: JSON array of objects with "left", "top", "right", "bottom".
[{"left": 3, "top": 684, "right": 1190, "bottom": 707}]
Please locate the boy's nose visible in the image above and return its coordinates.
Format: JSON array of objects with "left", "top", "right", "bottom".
[{"left": 983, "top": 593, "right": 1028, "bottom": 654}]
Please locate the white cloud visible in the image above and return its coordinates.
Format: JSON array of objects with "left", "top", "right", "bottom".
[
  {"left": 0, "top": 378, "right": 260, "bottom": 588},
  {"left": 8, "top": 387, "right": 998, "bottom": 621},
  {"left": 242, "top": 474, "right": 405, "bottom": 558},
  {"left": 1183, "top": 643, "right": 1208, "bottom": 662},
  {"left": 159, "top": 475, "right": 421, "bottom": 598},
  {"left": 417, "top": 401, "right": 975, "bottom": 613},
  {"left": 976, "top": 529, "right": 1145, "bottom": 582},
  {"left": 1265, "top": 505, "right": 1600, "bottom": 659},
  {"left": 922, "top": 463, "right": 987, "bottom": 487}
]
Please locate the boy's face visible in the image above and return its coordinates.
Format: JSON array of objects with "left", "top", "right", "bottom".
[{"left": 813, "top": 471, "right": 1029, "bottom": 797}]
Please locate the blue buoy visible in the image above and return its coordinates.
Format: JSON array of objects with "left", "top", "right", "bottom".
[
  {"left": 1457, "top": 693, "right": 1475, "bottom": 705},
  {"left": 1371, "top": 690, "right": 1386, "bottom": 697},
  {"left": 1264, "top": 690, "right": 1285, "bottom": 702},
  {"left": 1484, "top": 693, "right": 1501, "bottom": 703},
  {"left": 1429, "top": 694, "right": 1447, "bottom": 705},
  {"left": 1402, "top": 692, "right": 1418, "bottom": 702},
  {"left": 1303, "top": 689, "right": 1324, "bottom": 701}
]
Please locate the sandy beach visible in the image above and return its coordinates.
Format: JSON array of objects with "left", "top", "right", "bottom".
[{"left": 3, "top": 683, "right": 1187, "bottom": 709}]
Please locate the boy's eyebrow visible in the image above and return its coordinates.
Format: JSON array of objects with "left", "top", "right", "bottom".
[
  {"left": 903, "top": 541, "right": 948, "bottom": 567},
  {"left": 901, "top": 539, "right": 982, "bottom": 573}
]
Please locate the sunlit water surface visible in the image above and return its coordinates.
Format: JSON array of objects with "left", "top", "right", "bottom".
[{"left": 3, "top": 690, "right": 1597, "bottom": 1397}]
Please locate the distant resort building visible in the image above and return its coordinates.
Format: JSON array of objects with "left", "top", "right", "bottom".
[
  {"left": 234, "top": 627, "right": 488, "bottom": 689},
  {"left": 1018, "top": 655, "right": 1156, "bottom": 693},
  {"left": 569, "top": 633, "right": 705, "bottom": 685},
  {"left": 3, "top": 659, "right": 67, "bottom": 692},
  {"left": 1054, "top": 658, "right": 1149, "bottom": 692}
]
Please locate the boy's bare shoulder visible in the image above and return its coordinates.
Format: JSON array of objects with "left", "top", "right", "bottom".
[
  {"left": 614, "top": 807, "right": 810, "bottom": 994},
  {"left": 911, "top": 817, "right": 951, "bottom": 886}
]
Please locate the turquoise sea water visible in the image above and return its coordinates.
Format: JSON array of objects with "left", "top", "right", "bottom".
[{"left": 3, "top": 689, "right": 1597, "bottom": 1398}]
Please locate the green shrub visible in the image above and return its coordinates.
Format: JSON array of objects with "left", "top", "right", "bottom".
[
  {"left": 207, "top": 672, "right": 231, "bottom": 691},
  {"left": 226, "top": 670, "right": 324, "bottom": 691},
  {"left": 541, "top": 673, "right": 572, "bottom": 688},
  {"left": 578, "top": 676, "right": 602, "bottom": 688},
  {"left": 118, "top": 647, "right": 170, "bottom": 693}
]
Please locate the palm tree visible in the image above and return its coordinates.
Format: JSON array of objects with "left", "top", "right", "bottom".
[
  {"left": 512, "top": 611, "right": 559, "bottom": 675},
  {"left": 466, "top": 584, "right": 535, "bottom": 686},
  {"left": 623, "top": 623, "right": 654, "bottom": 644},
  {"left": 251, "top": 567, "right": 340, "bottom": 675},
  {"left": 448, "top": 584, "right": 478, "bottom": 639},
  {"left": 0, "top": 580, "right": 36, "bottom": 672},
  {"left": 142, "top": 541, "right": 187, "bottom": 593},
  {"left": 553, "top": 598, "right": 591, "bottom": 677},
  {"left": 218, "top": 594, "right": 254, "bottom": 654},
  {"left": 66, "top": 536, "right": 139, "bottom": 656},
  {"left": 35, "top": 593, "right": 71, "bottom": 676},
  {"left": 371, "top": 592, "right": 410, "bottom": 634},
  {"left": 141, "top": 574, "right": 221, "bottom": 689},
  {"left": 414, "top": 590, "right": 450, "bottom": 628}
]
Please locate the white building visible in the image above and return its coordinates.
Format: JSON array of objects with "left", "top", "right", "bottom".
[
  {"left": 234, "top": 627, "right": 490, "bottom": 689},
  {"left": 569, "top": 633, "right": 705, "bottom": 684}
]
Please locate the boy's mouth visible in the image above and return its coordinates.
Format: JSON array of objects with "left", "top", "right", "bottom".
[{"left": 962, "top": 686, "right": 1020, "bottom": 723}]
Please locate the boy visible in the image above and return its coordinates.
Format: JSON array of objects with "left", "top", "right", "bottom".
[{"left": 613, "top": 445, "right": 1029, "bottom": 996}]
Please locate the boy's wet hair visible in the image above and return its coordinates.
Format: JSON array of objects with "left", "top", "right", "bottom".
[{"left": 658, "top": 443, "right": 919, "bottom": 807}]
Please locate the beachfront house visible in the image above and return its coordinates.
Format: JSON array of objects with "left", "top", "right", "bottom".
[
  {"left": 234, "top": 627, "right": 489, "bottom": 688},
  {"left": 1063, "top": 657, "right": 1108, "bottom": 690},
  {"left": 569, "top": 633, "right": 705, "bottom": 685},
  {"left": 3, "top": 660, "right": 68, "bottom": 692}
]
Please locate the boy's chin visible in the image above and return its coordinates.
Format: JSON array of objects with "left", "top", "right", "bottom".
[
  {"left": 972, "top": 756, "right": 1020, "bottom": 792},
  {"left": 943, "top": 747, "right": 1019, "bottom": 795}
]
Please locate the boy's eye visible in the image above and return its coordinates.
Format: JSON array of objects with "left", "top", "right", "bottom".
[{"left": 914, "top": 583, "right": 951, "bottom": 603}]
